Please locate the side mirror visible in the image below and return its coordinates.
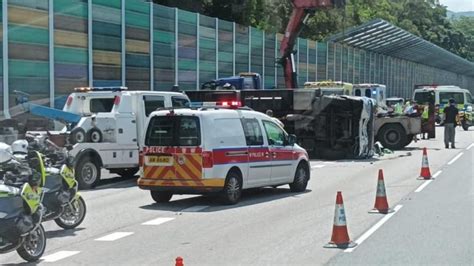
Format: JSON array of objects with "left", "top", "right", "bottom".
[{"left": 288, "top": 134, "right": 297, "bottom": 146}]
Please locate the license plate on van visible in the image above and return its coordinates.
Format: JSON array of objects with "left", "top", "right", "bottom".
[{"left": 145, "top": 156, "right": 173, "bottom": 166}]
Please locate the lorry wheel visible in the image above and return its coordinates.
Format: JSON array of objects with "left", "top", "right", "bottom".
[
  {"left": 87, "top": 128, "right": 102, "bottom": 143},
  {"left": 378, "top": 124, "right": 407, "bottom": 150},
  {"left": 461, "top": 121, "right": 469, "bottom": 131},
  {"left": 221, "top": 171, "right": 242, "bottom": 205},
  {"left": 70, "top": 128, "right": 86, "bottom": 144},
  {"left": 114, "top": 168, "right": 139, "bottom": 178},
  {"left": 150, "top": 191, "right": 173, "bottom": 203},
  {"left": 76, "top": 158, "right": 101, "bottom": 189}
]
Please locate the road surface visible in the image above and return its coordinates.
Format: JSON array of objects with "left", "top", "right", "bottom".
[{"left": 1, "top": 126, "right": 473, "bottom": 265}]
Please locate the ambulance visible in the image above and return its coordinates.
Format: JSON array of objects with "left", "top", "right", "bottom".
[{"left": 137, "top": 107, "right": 310, "bottom": 205}]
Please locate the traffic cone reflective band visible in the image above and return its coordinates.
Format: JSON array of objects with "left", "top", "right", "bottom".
[
  {"left": 324, "top": 191, "right": 357, "bottom": 249},
  {"left": 369, "top": 169, "right": 394, "bottom": 214},
  {"left": 175, "top": 257, "right": 184, "bottom": 266},
  {"left": 418, "top": 147, "right": 432, "bottom": 180}
]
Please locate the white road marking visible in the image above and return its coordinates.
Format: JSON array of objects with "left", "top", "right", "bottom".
[
  {"left": 42, "top": 251, "right": 80, "bottom": 262},
  {"left": 95, "top": 232, "right": 134, "bottom": 241},
  {"left": 415, "top": 180, "right": 433, "bottom": 193},
  {"left": 415, "top": 170, "right": 441, "bottom": 192},
  {"left": 142, "top": 217, "right": 175, "bottom": 226},
  {"left": 447, "top": 152, "right": 464, "bottom": 165},
  {"left": 432, "top": 170, "right": 442, "bottom": 178},
  {"left": 344, "top": 205, "right": 403, "bottom": 253},
  {"left": 180, "top": 205, "right": 209, "bottom": 212},
  {"left": 467, "top": 143, "right": 474, "bottom": 150},
  {"left": 311, "top": 164, "right": 325, "bottom": 169}
]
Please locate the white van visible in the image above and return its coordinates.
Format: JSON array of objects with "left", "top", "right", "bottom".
[
  {"left": 412, "top": 85, "right": 473, "bottom": 123},
  {"left": 138, "top": 107, "right": 310, "bottom": 204},
  {"left": 27, "top": 87, "right": 190, "bottom": 189}
]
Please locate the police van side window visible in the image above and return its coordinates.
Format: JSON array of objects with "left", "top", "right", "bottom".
[
  {"left": 241, "top": 119, "right": 263, "bottom": 146},
  {"left": 263, "top": 121, "right": 286, "bottom": 146},
  {"left": 439, "top": 92, "right": 463, "bottom": 104},
  {"left": 144, "top": 95, "right": 165, "bottom": 116}
]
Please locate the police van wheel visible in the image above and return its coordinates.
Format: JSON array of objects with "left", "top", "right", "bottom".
[
  {"left": 150, "top": 191, "right": 173, "bottom": 203},
  {"left": 87, "top": 128, "right": 102, "bottom": 143},
  {"left": 221, "top": 171, "right": 242, "bottom": 205},
  {"left": 70, "top": 128, "right": 86, "bottom": 144},
  {"left": 290, "top": 162, "right": 309, "bottom": 192}
]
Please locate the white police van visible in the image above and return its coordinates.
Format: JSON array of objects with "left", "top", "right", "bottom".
[{"left": 138, "top": 106, "right": 310, "bottom": 204}]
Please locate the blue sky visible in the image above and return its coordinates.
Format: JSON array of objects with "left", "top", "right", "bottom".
[{"left": 439, "top": 0, "right": 473, "bottom": 12}]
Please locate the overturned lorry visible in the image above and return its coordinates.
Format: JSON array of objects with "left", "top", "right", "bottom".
[{"left": 186, "top": 89, "right": 375, "bottom": 159}]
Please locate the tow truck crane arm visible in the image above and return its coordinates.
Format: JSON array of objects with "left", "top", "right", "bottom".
[{"left": 279, "top": 0, "right": 345, "bottom": 89}]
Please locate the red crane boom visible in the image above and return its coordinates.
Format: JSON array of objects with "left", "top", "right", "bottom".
[{"left": 279, "top": 0, "right": 344, "bottom": 89}]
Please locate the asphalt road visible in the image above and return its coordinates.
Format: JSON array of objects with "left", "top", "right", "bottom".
[
  {"left": 1, "top": 126, "right": 473, "bottom": 265},
  {"left": 329, "top": 143, "right": 473, "bottom": 265}
]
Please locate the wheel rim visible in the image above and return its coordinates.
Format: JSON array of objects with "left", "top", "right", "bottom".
[
  {"left": 297, "top": 167, "right": 307, "bottom": 184},
  {"left": 386, "top": 130, "right": 400, "bottom": 144},
  {"left": 59, "top": 198, "right": 85, "bottom": 227},
  {"left": 23, "top": 226, "right": 45, "bottom": 257},
  {"left": 76, "top": 132, "right": 85, "bottom": 143},
  {"left": 91, "top": 132, "right": 100, "bottom": 142},
  {"left": 81, "top": 162, "right": 97, "bottom": 184},
  {"left": 226, "top": 178, "right": 240, "bottom": 202}
]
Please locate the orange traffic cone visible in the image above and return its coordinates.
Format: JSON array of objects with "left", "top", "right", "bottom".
[
  {"left": 175, "top": 257, "right": 184, "bottom": 266},
  {"left": 369, "top": 169, "right": 394, "bottom": 214},
  {"left": 324, "top": 191, "right": 357, "bottom": 249},
  {"left": 418, "top": 147, "right": 432, "bottom": 180}
]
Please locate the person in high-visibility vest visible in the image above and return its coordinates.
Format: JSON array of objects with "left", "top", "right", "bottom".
[
  {"left": 421, "top": 103, "right": 429, "bottom": 139},
  {"left": 394, "top": 101, "right": 403, "bottom": 115}
]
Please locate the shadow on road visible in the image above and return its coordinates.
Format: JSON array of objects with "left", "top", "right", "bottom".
[
  {"left": 45, "top": 227, "right": 85, "bottom": 239},
  {"left": 139, "top": 187, "right": 312, "bottom": 213},
  {"left": 80, "top": 175, "right": 138, "bottom": 192}
]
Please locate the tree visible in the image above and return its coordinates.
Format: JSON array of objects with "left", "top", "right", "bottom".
[{"left": 452, "top": 17, "right": 474, "bottom": 61}]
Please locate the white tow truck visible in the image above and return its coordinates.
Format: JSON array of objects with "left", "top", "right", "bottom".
[{"left": 28, "top": 87, "right": 190, "bottom": 189}]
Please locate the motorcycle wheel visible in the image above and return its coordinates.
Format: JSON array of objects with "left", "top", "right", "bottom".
[
  {"left": 16, "top": 224, "right": 46, "bottom": 262},
  {"left": 54, "top": 196, "right": 87, "bottom": 230},
  {"left": 461, "top": 121, "right": 469, "bottom": 131}
]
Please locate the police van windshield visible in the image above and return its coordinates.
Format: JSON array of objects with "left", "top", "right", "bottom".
[
  {"left": 145, "top": 116, "right": 200, "bottom": 147},
  {"left": 413, "top": 91, "right": 433, "bottom": 104}
]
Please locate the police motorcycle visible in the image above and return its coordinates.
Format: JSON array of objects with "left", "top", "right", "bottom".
[
  {"left": 0, "top": 142, "right": 47, "bottom": 262},
  {"left": 458, "top": 105, "right": 473, "bottom": 131},
  {"left": 12, "top": 138, "right": 86, "bottom": 230}
]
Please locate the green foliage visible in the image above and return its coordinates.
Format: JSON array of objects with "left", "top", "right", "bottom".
[
  {"left": 152, "top": 0, "right": 472, "bottom": 61},
  {"left": 452, "top": 17, "right": 474, "bottom": 61}
]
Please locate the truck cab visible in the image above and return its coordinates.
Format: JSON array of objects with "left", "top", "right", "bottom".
[
  {"left": 34, "top": 87, "right": 191, "bottom": 189},
  {"left": 201, "top": 72, "right": 262, "bottom": 90}
]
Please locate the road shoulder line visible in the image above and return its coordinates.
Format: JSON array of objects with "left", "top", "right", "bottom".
[
  {"left": 344, "top": 205, "right": 403, "bottom": 253},
  {"left": 447, "top": 152, "right": 464, "bottom": 165}
]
